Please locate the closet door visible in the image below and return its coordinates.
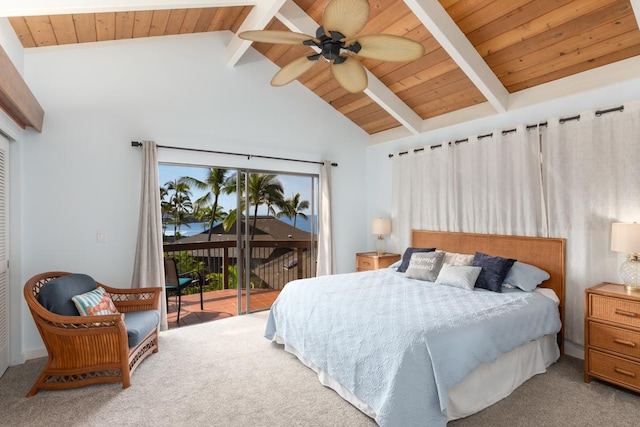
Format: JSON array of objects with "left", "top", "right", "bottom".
[{"left": 0, "top": 136, "right": 8, "bottom": 376}]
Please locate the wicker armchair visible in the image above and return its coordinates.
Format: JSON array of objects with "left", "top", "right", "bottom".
[{"left": 24, "top": 271, "right": 162, "bottom": 397}]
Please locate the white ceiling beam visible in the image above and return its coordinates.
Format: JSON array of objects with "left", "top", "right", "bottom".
[
  {"left": 0, "top": 0, "right": 253, "bottom": 16},
  {"left": 364, "top": 71, "right": 422, "bottom": 135},
  {"left": 226, "top": 0, "right": 287, "bottom": 67},
  {"left": 276, "top": 1, "right": 422, "bottom": 135},
  {"left": 630, "top": 0, "right": 640, "bottom": 30},
  {"left": 369, "top": 102, "right": 496, "bottom": 145},
  {"left": 403, "top": 0, "right": 509, "bottom": 113}
]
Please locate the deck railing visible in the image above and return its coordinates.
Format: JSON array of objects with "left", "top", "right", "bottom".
[{"left": 163, "top": 239, "right": 316, "bottom": 291}]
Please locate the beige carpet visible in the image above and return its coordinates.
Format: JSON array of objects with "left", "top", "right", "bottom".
[{"left": 1, "top": 312, "right": 639, "bottom": 426}]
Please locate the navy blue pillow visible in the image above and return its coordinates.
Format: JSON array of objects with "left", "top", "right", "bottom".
[
  {"left": 397, "top": 247, "right": 436, "bottom": 273},
  {"left": 472, "top": 252, "right": 516, "bottom": 293},
  {"left": 38, "top": 274, "right": 97, "bottom": 316}
]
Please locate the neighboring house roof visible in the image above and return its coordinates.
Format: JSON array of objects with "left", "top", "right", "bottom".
[
  {"left": 175, "top": 216, "right": 312, "bottom": 244},
  {"left": 165, "top": 216, "right": 314, "bottom": 263}
]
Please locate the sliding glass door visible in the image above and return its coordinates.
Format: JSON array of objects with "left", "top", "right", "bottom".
[
  {"left": 236, "top": 169, "right": 318, "bottom": 314},
  {"left": 159, "top": 162, "right": 317, "bottom": 324}
]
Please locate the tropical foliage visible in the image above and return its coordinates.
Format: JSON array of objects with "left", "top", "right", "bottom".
[
  {"left": 161, "top": 170, "right": 308, "bottom": 239},
  {"left": 277, "top": 193, "right": 310, "bottom": 228}
]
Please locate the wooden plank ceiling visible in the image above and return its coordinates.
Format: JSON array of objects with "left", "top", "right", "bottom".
[{"left": 7, "top": 0, "right": 640, "bottom": 139}]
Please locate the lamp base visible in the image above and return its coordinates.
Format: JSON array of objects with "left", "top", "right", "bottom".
[
  {"left": 376, "top": 235, "right": 386, "bottom": 256},
  {"left": 621, "top": 255, "right": 640, "bottom": 291}
]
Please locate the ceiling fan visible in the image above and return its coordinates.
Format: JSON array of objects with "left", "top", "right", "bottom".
[{"left": 238, "top": 0, "right": 425, "bottom": 93}]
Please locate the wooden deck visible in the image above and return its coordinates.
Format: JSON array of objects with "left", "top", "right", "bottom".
[{"left": 166, "top": 288, "right": 280, "bottom": 329}]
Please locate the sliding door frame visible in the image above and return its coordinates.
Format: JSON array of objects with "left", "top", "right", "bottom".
[{"left": 234, "top": 167, "right": 318, "bottom": 315}]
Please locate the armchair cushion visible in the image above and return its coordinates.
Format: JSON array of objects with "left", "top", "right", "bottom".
[
  {"left": 38, "top": 273, "right": 98, "bottom": 316},
  {"left": 124, "top": 310, "right": 160, "bottom": 348}
]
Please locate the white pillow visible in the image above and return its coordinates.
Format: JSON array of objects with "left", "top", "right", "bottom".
[
  {"left": 502, "top": 261, "right": 550, "bottom": 292},
  {"left": 435, "top": 264, "right": 482, "bottom": 291},
  {"left": 443, "top": 252, "right": 475, "bottom": 266}
]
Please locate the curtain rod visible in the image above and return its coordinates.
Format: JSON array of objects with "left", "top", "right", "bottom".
[
  {"left": 388, "top": 105, "right": 624, "bottom": 158},
  {"left": 131, "top": 141, "right": 337, "bottom": 167}
]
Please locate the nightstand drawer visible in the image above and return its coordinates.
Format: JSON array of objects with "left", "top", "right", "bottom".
[
  {"left": 589, "top": 349, "right": 640, "bottom": 390},
  {"left": 356, "top": 253, "right": 400, "bottom": 272},
  {"left": 589, "top": 295, "right": 640, "bottom": 328},
  {"left": 357, "top": 257, "right": 376, "bottom": 271},
  {"left": 589, "top": 321, "right": 640, "bottom": 359}
]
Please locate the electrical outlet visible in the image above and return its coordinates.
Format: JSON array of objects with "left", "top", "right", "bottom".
[{"left": 96, "top": 231, "right": 107, "bottom": 243}]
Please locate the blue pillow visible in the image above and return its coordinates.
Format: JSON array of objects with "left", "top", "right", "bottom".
[
  {"left": 397, "top": 247, "right": 436, "bottom": 273},
  {"left": 503, "top": 261, "right": 550, "bottom": 292},
  {"left": 38, "top": 274, "right": 98, "bottom": 316},
  {"left": 472, "top": 252, "right": 516, "bottom": 293},
  {"left": 388, "top": 260, "right": 402, "bottom": 270}
]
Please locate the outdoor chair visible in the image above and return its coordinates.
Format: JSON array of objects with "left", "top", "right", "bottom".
[
  {"left": 163, "top": 257, "right": 203, "bottom": 323},
  {"left": 23, "top": 271, "right": 161, "bottom": 397}
]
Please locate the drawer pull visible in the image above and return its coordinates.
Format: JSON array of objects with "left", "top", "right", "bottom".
[
  {"left": 614, "top": 309, "right": 639, "bottom": 318},
  {"left": 613, "top": 338, "right": 637, "bottom": 347},
  {"left": 614, "top": 367, "right": 637, "bottom": 378},
  {"left": 362, "top": 261, "right": 370, "bottom": 266}
]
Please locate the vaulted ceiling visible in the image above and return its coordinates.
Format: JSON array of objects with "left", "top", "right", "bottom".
[{"left": 4, "top": 0, "right": 640, "bottom": 144}]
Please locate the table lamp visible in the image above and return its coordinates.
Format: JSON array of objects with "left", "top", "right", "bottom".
[
  {"left": 371, "top": 218, "right": 391, "bottom": 256},
  {"left": 611, "top": 222, "right": 640, "bottom": 291}
]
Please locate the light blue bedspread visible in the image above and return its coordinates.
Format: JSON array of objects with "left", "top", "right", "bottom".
[{"left": 265, "top": 268, "right": 561, "bottom": 427}]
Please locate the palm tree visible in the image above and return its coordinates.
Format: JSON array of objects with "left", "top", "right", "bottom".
[
  {"left": 193, "top": 206, "right": 212, "bottom": 231},
  {"left": 247, "top": 174, "right": 284, "bottom": 239},
  {"left": 164, "top": 178, "right": 193, "bottom": 238},
  {"left": 184, "top": 168, "right": 230, "bottom": 241},
  {"left": 277, "top": 192, "right": 309, "bottom": 229},
  {"left": 159, "top": 185, "right": 170, "bottom": 237},
  {"left": 221, "top": 173, "right": 284, "bottom": 239}
]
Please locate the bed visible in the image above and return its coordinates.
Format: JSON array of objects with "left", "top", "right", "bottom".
[{"left": 265, "top": 230, "right": 565, "bottom": 426}]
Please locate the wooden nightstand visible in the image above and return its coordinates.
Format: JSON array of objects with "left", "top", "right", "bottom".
[
  {"left": 356, "top": 252, "right": 400, "bottom": 272},
  {"left": 584, "top": 282, "right": 640, "bottom": 392}
]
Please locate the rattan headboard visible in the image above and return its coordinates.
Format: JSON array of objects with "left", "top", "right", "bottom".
[{"left": 412, "top": 229, "right": 566, "bottom": 352}]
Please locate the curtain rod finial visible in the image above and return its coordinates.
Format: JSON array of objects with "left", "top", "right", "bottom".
[{"left": 131, "top": 141, "right": 142, "bottom": 147}]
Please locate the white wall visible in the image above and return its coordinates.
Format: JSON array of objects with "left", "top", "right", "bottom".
[{"left": 16, "top": 31, "right": 369, "bottom": 360}]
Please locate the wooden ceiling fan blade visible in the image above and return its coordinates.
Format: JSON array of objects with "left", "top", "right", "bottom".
[
  {"left": 271, "top": 56, "right": 318, "bottom": 87},
  {"left": 349, "top": 34, "right": 425, "bottom": 62},
  {"left": 322, "top": 0, "right": 370, "bottom": 39},
  {"left": 238, "top": 30, "right": 316, "bottom": 45},
  {"left": 330, "top": 56, "right": 368, "bottom": 93}
]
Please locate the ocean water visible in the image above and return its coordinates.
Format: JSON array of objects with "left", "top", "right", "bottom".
[{"left": 163, "top": 215, "right": 317, "bottom": 237}]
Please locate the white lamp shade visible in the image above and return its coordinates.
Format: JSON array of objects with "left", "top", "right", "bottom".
[
  {"left": 611, "top": 223, "right": 640, "bottom": 253},
  {"left": 371, "top": 218, "right": 391, "bottom": 235}
]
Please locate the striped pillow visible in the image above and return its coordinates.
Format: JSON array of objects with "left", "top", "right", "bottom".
[{"left": 71, "top": 286, "right": 118, "bottom": 316}]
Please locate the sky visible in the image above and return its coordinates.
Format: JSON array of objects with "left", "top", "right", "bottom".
[{"left": 158, "top": 164, "right": 316, "bottom": 216}]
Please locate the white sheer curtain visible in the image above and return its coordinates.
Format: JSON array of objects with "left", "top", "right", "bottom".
[
  {"left": 391, "top": 143, "right": 455, "bottom": 253},
  {"left": 452, "top": 126, "right": 546, "bottom": 236},
  {"left": 391, "top": 125, "right": 545, "bottom": 253},
  {"left": 131, "top": 140, "right": 167, "bottom": 331},
  {"left": 317, "top": 160, "right": 335, "bottom": 276},
  {"left": 543, "top": 102, "right": 640, "bottom": 344}
]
